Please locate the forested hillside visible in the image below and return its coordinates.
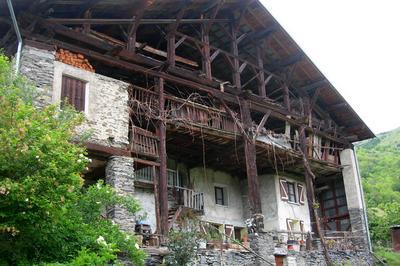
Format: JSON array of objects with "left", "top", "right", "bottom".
[{"left": 356, "top": 127, "right": 400, "bottom": 262}]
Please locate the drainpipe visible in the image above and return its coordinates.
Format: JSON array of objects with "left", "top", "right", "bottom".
[
  {"left": 353, "top": 147, "right": 372, "bottom": 251},
  {"left": 6, "top": 0, "right": 22, "bottom": 74}
]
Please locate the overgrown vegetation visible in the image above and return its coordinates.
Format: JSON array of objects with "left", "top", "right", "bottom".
[
  {"left": 356, "top": 127, "right": 400, "bottom": 265},
  {"left": 0, "top": 55, "right": 146, "bottom": 265},
  {"left": 165, "top": 212, "right": 206, "bottom": 266}
]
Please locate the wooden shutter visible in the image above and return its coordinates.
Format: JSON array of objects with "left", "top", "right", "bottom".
[
  {"left": 297, "top": 184, "right": 305, "bottom": 205},
  {"left": 279, "top": 179, "right": 288, "bottom": 201},
  {"left": 61, "top": 75, "right": 86, "bottom": 111}
]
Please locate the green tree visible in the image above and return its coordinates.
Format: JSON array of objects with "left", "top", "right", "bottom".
[
  {"left": 356, "top": 127, "right": 400, "bottom": 265},
  {"left": 0, "top": 55, "right": 145, "bottom": 265}
]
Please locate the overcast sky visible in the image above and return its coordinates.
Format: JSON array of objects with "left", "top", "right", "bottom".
[{"left": 261, "top": 0, "right": 400, "bottom": 134}]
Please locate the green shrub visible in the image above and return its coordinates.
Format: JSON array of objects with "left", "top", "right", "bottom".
[{"left": 0, "top": 54, "right": 145, "bottom": 265}]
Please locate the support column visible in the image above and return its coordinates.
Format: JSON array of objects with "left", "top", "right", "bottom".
[
  {"left": 156, "top": 77, "right": 169, "bottom": 237},
  {"left": 340, "top": 148, "right": 370, "bottom": 250},
  {"left": 201, "top": 23, "right": 212, "bottom": 80},
  {"left": 106, "top": 155, "right": 135, "bottom": 233},
  {"left": 256, "top": 45, "right": 266, "bottom": 97},
  {"left": 240, "top": 99, "right": 263, "bottom": 229}
]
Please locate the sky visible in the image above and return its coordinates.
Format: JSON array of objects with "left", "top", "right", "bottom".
[{"left": 260, "top": 0, "right": 400, "bottom": 134}]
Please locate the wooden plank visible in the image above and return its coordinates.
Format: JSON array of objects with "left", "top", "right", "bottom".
[{"left": 85, "top": 142, "right": 131, "bottom": 157}]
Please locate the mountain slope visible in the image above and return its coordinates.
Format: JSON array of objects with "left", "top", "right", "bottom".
[{"left": 356, "top": 127, "right": 400, "bottom": 264}]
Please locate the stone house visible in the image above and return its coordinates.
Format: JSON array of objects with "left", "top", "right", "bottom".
[{"left": 1, "top": 0, "right": 374, "bottom": 264}]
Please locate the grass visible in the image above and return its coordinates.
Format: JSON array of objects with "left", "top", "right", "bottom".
[{"left": 375, "top": 247, "right": 400, "bottom": 265}]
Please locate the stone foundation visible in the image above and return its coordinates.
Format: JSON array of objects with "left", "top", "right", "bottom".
[
  {"left": 194, "top": 250, "right": 256, "bottom": 266},
  {"left": 348, "top": 208, "right": 369, "bottom": 250},
  {"left": 105, "top": 156, "right": 135, "bottom": 233}
]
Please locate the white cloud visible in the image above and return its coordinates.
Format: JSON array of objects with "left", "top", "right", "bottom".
[{"left": 261, "top": 0, "right": 400, "bottom": 134}]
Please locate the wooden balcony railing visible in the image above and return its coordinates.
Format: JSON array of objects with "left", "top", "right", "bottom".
[
  {"left": 130, "top": 86, "right": 237, "bottom": 134},
  {"left": 129, "top": 126, "right": 159, "bottom": 158},
  {"left": 130, "top": 86, "right": 342, "bottom": 166},
  {"left": 175, "top": 187, "right": 204, "bottom": 212}
]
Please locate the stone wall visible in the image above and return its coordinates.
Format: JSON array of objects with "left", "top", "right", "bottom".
[
  {"left": 194, "top": 250, "right": 256, "bottom": 266},
  {"left": 20, "top": 45, "right": 131, "bottom": 149},
  {"left": 105, "top": 156, "right": 135, "bottom": 233},
  {"left": 52, "top": 61, "right": 130, "bottom": 148},
  {"left": 20, "top": 45, "right": 55, "bottom": 108}
]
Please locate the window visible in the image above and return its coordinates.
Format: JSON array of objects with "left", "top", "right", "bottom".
[
  {"left": 287, "top": 182, "right": 297, "bottom": 203},
  {"left": 279, "top": 178, "right": 305, "bottom": 205},
  {"left": 214, "top": 186, "right": 227, "bottom": 206},
  {"left": 61, "top": 75, "right": 86, "bottom": 111}
]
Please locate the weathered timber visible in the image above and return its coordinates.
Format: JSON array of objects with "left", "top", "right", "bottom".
[
  {"left": 85, "top": 142, "right": 131, "bottom": 157},
  {"left": 299, "top": 126, "right": 333, "bottom": 265},
  {"left": 45, "top": 18, "right": 231, "bottom": 25},
  {"left": 24, "top": 33, "right": 349, "bottom": 146},
  {"left": 155, "top": 77, "right": 168, "bottom": 237},
  {"left": 240, "top": 99, "right": 262, "bottom": 217}
]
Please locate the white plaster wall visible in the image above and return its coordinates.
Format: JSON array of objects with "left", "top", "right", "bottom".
[
  {"left": 134, "top": 188, "right": 157, "bottom": 233},
  {"left": 340, "top": 149, "right": 364, "bottom": 209},
  {"left": 275, "top": 175, "right": 311, "bottom": 232},
  {"left": 190, "top": 167, "right": 245, "bottom": 227},
  {"left": 52, "top": 61, "right": 130, "bottom": 148},
  {"left": 259, "top": 174, "right": 279, "bottom": 230}
]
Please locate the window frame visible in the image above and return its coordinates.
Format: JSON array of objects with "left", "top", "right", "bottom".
[
  {"left": 214, "top": 186, "right": 228, "bottom": 206},
  {"left": 287, "top": 181, "right": 297, "bottom": 203},
  {"left": 61, "top": 74, "right": 88, "bottom": 112}
]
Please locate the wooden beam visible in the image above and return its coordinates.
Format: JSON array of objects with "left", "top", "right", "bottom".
[
  {"left": 155, "top": 77, "right": 168, "bottom": 237},
  {"left": 167, "top": 0, "right": 190, "bottom": 67},
  {"left": 298, "top": 79, "right": 328, "bottom": 92},
  {"left": 29, "top": 33, "right": 349, "bottom": 146},
  {"left": 256, "top": 45, "right": 266, "bottom": 97},
  {"left": 267, "top": 52, "right": 304, "bottom": 71},
  {"left": 77, "top": 0, "right": 101, "bottom": 17},
  {"left": 86, "top": 142, "right": 131, "bottom": 157},
  {"left": 231, "top": 24, "right": 241, "bottom": 89},
  {"left": 255, "top": 110, "right": 272, "bottom": 138},
  {"left": 201, "top": 22, "right": 212, "bottom": 79},
  {"left": 283, "top": 83, "right": 291, "bottom": 112},
  {"left": 240, "top": 99, "right": 262, "bottom": 219},
  {"left": 45, "top": 18, "right": 230, "bottom": 25},
  {"left": 127, "top": 0, "right": 149, "bottom": 52}
]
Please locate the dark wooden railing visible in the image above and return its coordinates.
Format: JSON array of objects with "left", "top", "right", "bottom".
[
  {"left": 130, "top": 86, "right": 237, "bottom": 133},
  {"left": 129, "top": 126, "right": 159, "bottom": 158},
  {"left": 130, "top": 86, "right": 341, "bottom": 165}
]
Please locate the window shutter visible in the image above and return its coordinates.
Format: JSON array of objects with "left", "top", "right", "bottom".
[
  {"left": 61, "top": 76, "right": 86, "bottom": 111},
  {"left": 279, "top": 179, "right": 288, "bottom": 201},
  {"left": 297, "top": 184, "right": 305, "bottom": 204}
]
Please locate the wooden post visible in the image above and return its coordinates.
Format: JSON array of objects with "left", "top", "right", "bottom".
[
  {"left": 283, "top": 83, "right": 290, "bottom": 112},
  {"left": 256, "top": 45, "right": 266, "bottom": 97},
  {"left": 231, "top": 24, "right": 241, "bottom": 89},
  {"left": 299, "top": 126, "right": 332, "bottom": 265},
  {"left": 201, "top": 23, "right": 212, "bottom": 79},
  {"left": 167, "top": 33, "right": 176, "bottom": 67},
  {"left": 153, "top": 165, "right": 161, "bottom": 234},
  {"left": 156, "top": 77, "right": 168, "bottom": 237},
  {"left": 240, "top": 99, "right": 262, "bottom": 223}
]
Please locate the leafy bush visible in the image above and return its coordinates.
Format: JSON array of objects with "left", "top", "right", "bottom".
[
  {"left": 165, "top": 213, "right": 205, "bottom": 266},
  {"left": 0, "top": 55, "right": 145, "bottom": 265}
]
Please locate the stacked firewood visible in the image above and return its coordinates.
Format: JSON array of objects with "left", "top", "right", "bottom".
[{"left": 55, "top": 49, "right": 95, "bottom": 72}]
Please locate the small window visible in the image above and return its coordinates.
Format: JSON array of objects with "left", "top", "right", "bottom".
[
  {"left": 287, "top": 182, "right": 297, "bottom": 203},
  {"left": 61, "top": 75, "right": 86, "bottom": 111},
  {"left": 215, "top": 186, "right": 227, "bottom": 206}
]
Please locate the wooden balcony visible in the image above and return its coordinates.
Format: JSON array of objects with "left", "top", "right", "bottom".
[
  {"left": 129, "top": 126, "right": 159, "bottom": 158},
  {"left": 130, "top": 86, "right": 341, "bottom": 168},
  {"left": 130, "top": 86, "right": 237, "bottom": 134}
]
